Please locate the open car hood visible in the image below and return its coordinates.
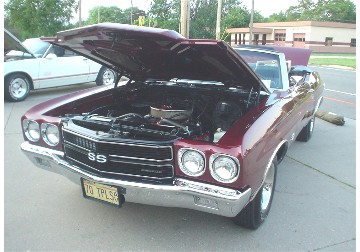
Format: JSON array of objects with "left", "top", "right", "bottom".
[
  {"left": 54, "top": 23, "right": 269, "bottom": 93},
  {"left": 4, "top": 29, "right": 34, "bottom": 57}
]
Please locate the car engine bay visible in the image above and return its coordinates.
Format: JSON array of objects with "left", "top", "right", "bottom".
[{"left": 62, "top": 82, "right": 264, "bottom": 143}]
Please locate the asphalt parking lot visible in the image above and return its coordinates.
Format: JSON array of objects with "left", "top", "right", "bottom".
[{"left": 4, "top": 73, "right": 356, "bottom": 251}]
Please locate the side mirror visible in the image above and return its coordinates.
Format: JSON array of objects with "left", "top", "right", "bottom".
[
  {"left": 45, "top": 53, "right": 57, "bottom": 60},
  {"left": 289, "top": 75, "right": 303, "bottom": 87},
  {"left": 289, "top": 65, "right": 313, "bottom": 87}
]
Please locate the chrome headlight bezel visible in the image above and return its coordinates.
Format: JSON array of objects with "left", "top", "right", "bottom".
[
  {"left": 41, "top": 123, "right": 60, "bottom": 146},
  {"left": 209, "top": 154, "right": 240, "bottom": 183},
  {"left": 22, "top": 119, "right": 40, "bottom": 142},
  {"left": 178, "top": 148, "right": 206, "bottom": 177}
]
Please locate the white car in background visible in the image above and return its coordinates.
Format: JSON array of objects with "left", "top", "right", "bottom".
[{"left": 4, "top": 29, "right": 118, "bottom": 102}]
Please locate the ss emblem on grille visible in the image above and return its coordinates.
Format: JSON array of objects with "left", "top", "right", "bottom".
[{"left": 88, "top": 153, "right": 108, "bottom": 163}]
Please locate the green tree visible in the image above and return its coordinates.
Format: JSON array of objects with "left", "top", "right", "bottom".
[
  {"left": 123, "top": 7, "right": 142, "bottom": 24},
  {"left": 222, "top": 6, "right": 251, "bottom": 30},
  {"left": 86, "top": 6, "right": 141, "bottom": 25},
  {"left": 149, "top": 0, "right": 181, "bottom": 30},
  {"left": 315, "top": 0, "right": 356, "bottom": 22},
  {"left": 221, "top": 5, "right": 264, "bottom": 41},
  {"left": 189, "top": 0, "right": 218, "bottom": 38},
  {"left": 285, "top": 0, "right": 316, "bottom": 20},
  {"left": 5, "top": 0, "right": 77, "bottom": 40},
  {"left": 189, "top": 0, "right": 261, "bottom": 39},
  {"left": 267, "top": 11, "right": 288, "bottom": 22},
  {"left": 285, "top": 0, "right": 356, "bottom": 22},
  {"left": 149, "top": 0, "right": 265, "bottom": 39},
  {"left": 87, "top": 6, "right": 123, "bottom": 25}
]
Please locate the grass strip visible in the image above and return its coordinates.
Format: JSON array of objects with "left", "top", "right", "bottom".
[
  {"left": 311, "top": 53, "right": 355, "bottom": 57},
  {"left": 309, "top": 57, "right": 356, "bottom": 69}
]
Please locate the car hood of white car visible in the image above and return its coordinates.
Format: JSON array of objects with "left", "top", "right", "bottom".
[{"left": 4, "top": 29, "right": 35, "bottom": 58}]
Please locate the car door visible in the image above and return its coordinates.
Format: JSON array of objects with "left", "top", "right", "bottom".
[
  {"left": 38, "top": 45, "right": 90, "bottom": 89},
  {"left": 288, "top": 77, "right": 315, "bottom": 134},
  {"left": 87, "top": 59, "right": 102, "bottom": 82}
]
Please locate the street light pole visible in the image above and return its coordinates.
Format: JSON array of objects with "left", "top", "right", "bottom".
[{"left": 249, "top": 0, "right": 254, "bottom": 45}]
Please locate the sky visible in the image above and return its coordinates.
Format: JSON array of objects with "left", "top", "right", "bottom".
[{"left": 77, "top": 0, "right": 301, "bottom": 21}]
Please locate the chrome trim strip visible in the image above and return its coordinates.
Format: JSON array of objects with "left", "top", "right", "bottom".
[
  {"left": 62, "top": 128, "right": 174, "bottom": 162},
  {"left": 314, "top": 96, "right": 323, "bottom": 114},
  {"left": 21, "top": 141, "right": 252, "bottom": 217},
  {"left": 107, "top": 154, "right": 171, "bottom": 163},
  {"left": 64, "top": 141, "right": 92, "bottom": 152},
  {"left": 64, "top": 143, "right": 174, "bottom": 179},
  {"left": 66, "top": 156, "right": 174, "bottom": 180},
  {"left": 64, "top": 143, "right": 89, "bottom": 154},
  {"left": 110, "top": 159, "right": 173, "bottom": 168},
  {"left": 64, "top": 142, "right": 173, "bottom": 168}
]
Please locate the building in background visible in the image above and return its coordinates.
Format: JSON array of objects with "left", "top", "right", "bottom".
[{"left": 226, "top": 21, "right": 356, "bottom": 53}]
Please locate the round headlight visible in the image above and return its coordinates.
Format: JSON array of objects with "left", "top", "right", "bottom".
[
  {"left": 23, "top": 119, "right": 40, "bottom": 142},
  {"left": 210, "top": 154, "right": 239, "bottom": 183},
  {"left": 178, "top": 148, "right": 205, "bottom": 177},
  {"left": 41, "top": 123, "right": 60, "bottom": 146}
]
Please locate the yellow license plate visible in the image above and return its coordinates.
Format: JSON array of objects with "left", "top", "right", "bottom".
[{"left": 81, "top": 179, "right": 121, "bottom": 207}]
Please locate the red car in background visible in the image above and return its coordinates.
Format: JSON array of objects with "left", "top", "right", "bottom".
[{"left": 20, "top": 24, "right": 324, "bottom": 229}]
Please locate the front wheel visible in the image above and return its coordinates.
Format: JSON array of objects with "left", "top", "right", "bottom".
[
  {"left": 96, "top": 67, "right": 118, "bottom": 86},
  {"left": 5, "top": 73, "right": 31, "bottom": 102},
  {"left": 296, "top": 115, "right": 315, "bottom": 142},
  {"left": 233, "top": 161, "right": 277, "bottom": 229}
]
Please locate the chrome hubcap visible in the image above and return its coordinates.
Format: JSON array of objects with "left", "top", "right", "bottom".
[
  {"left": 260, "top": 163, "right": 275, "bottom": 219},
  {"left": 10, "top": 78, "right": 28, "bottom": 99},
  {"left": 102, "top": 69, "right": 115, "bottom": 85},
  {"left": 309, "top": 117, "right": 314, "bottom": 133}
]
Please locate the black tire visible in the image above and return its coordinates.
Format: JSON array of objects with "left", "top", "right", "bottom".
[
  {"left": 296, "top": 115, "right": 315, "bottom": 142},
  {"left": 96, "top": 67, "right": 118, "bottom": 86},
  {"left": 4, "top": 73, "right": 31, "bottom": 102},
  {"left": 233, "top": 161, "right": 277, "bottom": 229}
]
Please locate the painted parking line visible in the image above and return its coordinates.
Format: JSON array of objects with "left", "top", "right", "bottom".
[
  {"left": 323, "top": 96, "right": 356, "bottom": 106},
  {"left": 325, "top": 89, "right": 356, "bottom": 96}
]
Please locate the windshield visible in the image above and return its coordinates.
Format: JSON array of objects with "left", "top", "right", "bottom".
[
  {"left": 22, "top": 39, "right": 50, "bottom": 57},
  {"left": 234, "top": 49, "right": 282, "bottom": 90}
]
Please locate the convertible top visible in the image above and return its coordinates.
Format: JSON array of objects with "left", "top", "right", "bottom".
[{"left": 234, "top": 45, "right": 312, "bottom": 66}]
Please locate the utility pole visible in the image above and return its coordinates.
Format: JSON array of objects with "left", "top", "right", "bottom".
[
  {"left": 249, "top": 0, "right": 254, "bottom": 45},
  {"left": 180, "top": 0, "right": 188, "bottom": 38},
  {"left": 216, "top": 0, "right": 222, "bottom": 40},
  {"left": 78, "top": 0, "right": 82, "bottom": 27},
  {"left": 186, "top": 0, "right": 190, "bottom": 38},
  {"left": 130, "top": 0, "right": 133, "bottom": 25}
]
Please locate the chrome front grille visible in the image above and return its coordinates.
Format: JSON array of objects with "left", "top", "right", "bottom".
[{"left": 62, "top": 129, "right": 174, "bottom": 179}]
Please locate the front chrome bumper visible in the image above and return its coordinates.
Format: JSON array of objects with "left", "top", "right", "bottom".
[{"left": 21, "top": 141, "right": 251, "bottom": 217}]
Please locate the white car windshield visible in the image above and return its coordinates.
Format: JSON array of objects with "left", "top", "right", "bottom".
[
  {"left": 22, "top": 39, "right": 50, "bottom": 57},
  {"left": 235, "top": 49, "right": 283, "bottom": 90}
]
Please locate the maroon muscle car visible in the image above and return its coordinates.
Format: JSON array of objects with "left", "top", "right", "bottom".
[{"left": 21, "top": 23, "right": 324, "bottom": 229}]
